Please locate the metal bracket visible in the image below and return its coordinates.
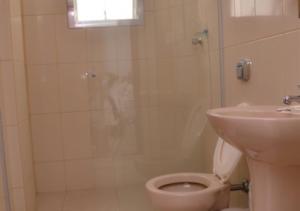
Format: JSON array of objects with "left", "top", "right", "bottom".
[
  {"left": 231, "top": 180, "right": 250, "bottom": 193},
  {"left": 192, "top": 29, "right": 208, "bottom": 45}
]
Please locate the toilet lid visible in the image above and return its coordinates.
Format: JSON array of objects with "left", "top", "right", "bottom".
[{"left": 213, "top": 138, "right": 242, "bottom": 183}]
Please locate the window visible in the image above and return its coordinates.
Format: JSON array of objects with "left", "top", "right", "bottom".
[
  {"left": 67, "top": 0, "right": 144, "bottom": 28},
  {"left": 230, "top": 0, "right": 285, "bottom": 17}
]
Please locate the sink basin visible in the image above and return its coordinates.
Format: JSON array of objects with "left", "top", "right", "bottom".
[
  {"left": 207, "top": 105, "right": 300, "bottom": 211},
  {"left": 207, "top": 106, "right": 300, "bottom": 165}
]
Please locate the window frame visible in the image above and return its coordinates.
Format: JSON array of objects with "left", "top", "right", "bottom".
[{"left": 67, "top": 0, "right": 144, "bottom": 28}]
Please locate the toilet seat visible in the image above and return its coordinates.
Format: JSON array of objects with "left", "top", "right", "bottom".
[
  {"left": 146, "top": 172, "right": 231, "bottom": 211},
  {"left": 147, "top": 138, "right": 243, "bottom": 192},
  {"left": 146, "top": 173, "right": 226, "bottom": 196}
]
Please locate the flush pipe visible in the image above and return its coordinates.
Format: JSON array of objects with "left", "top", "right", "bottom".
[{"left": 230, "top": 180, "right": 250, "bottom": 193}]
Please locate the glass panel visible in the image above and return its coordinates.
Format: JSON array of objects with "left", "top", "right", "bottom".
[
  {"left": 85, "top": 1, "right": 221, "bottom": 210},
  {"left": 230, "top": 0, "right": 285, "bottom": 17},
  {"left": 32, "top": 0, "right": 221, "bottom": 210}
]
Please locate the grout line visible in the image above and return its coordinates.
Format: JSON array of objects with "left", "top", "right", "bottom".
[
  {"left": 0, "top": 59, "right": 14, "bottom": 62},
  {"left": 23, "top": 13, "right": 66, "bottom": 17},
  {"left": 29, "top": 104, "right": 160, "bottom": 116},
  {"left": 52, "top": 17, "right": 68, "bottom": 195}
]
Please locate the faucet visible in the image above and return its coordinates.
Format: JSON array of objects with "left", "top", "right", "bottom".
[{"left": 283, "top": 95, "right": 300, "bottom": 105}]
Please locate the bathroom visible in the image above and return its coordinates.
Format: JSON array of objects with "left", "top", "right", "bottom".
[{"left": 0, "top": 0, "right": 299, "bottom": 210}]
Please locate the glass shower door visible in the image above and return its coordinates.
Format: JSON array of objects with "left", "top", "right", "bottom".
[{"left": 87, "top": 1, "right": 220, "bottom": 210}]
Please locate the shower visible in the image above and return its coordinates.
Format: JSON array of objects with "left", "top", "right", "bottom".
[{"left": 0, "top": 0, "right": 222, "bottom": 210}]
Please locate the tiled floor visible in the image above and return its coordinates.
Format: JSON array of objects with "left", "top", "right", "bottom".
[{"left": 36, "top": 186, "right": 154, "bottom": 211}]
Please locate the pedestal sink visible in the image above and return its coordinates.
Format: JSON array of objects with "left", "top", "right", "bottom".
[{"left": 207, "top": 105, "right": 300, "bottom": 211}]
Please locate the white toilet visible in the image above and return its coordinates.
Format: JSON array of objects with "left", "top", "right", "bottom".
[{"left": 146, "top": 138, "right": 247, "bottom": 211}]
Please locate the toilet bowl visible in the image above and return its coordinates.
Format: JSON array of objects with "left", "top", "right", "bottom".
[{"left": 146, "top": 138, "right": 243, "bottom": 211}]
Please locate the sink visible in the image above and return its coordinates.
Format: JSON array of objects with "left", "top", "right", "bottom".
[
  {"left": 207, "top": 106, "right": 300, "bottom": 165},
  {"left": 207, "top": 105, "right": 300, "bottom": 211}
]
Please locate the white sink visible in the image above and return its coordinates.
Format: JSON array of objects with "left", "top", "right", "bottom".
[{"left": 207, "top": 105, "right": 300, "bottom": 211}]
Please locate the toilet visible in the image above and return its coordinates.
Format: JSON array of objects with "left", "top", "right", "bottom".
[{"left": 146, "top": 138, "right": 246, "bottom": 211}]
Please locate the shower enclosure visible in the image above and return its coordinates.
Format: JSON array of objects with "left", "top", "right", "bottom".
[
  {"left": 0, "top": 0, "right": 222, "bottom": 210},
  {"left": 70, "top": 1, "right": 220, "bottom": 210}
]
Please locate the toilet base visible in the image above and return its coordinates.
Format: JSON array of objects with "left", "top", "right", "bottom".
[
  {"left": 211, "top": 187, "right": 231, "bottom": 211},
  {"left": 149, "top": 185, "right": 231, "bottom": 211}
]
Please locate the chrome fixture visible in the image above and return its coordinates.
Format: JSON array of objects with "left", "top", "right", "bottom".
[
  {"left": 81, "top": 72, "right": 97, "bottom": 80},
  {"left": 235, "top": 59, "right": 252, "bottom": 81},
  {"left": 192, "top": 29, "right": 208, "bottom": 45},
  {"left": 283, "top": 95, "right": 300, "bottom": 105},
  {"left": 230, "top": 180, "right": 250, "bottom": 193}
]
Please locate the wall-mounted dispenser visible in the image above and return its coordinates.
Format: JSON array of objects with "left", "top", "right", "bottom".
[{"left": 235, "top": 59, "right": 252, "bottom": 81}]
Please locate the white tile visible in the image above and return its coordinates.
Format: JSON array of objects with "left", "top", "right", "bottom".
[
  {"left": 94, "top": 158, "right": 115, "bottom": 189},
  {"left": 0, "top": 0, "right": 12, "bottom": 60},
  {"left": 36, "top": 192, "right": 65, "bottom": 211},
  {"left": 24, "top": 15, "right": 56, "bottom": 65},
  {"left": 0, "top": 62, "right": 18, "bottom": 126},
  {"left": 87, "top": 28, "right": 117, "bottom": 62},
  {"left": 62, "top": 112, "right": 92, "bottom": 160},
  {"left": 65, "top": 159, "right": 96, "bottom": 191},
  {"left": 23, "top": 0, "right": 66, "bottom": 15},
  {"left": 117, "top": 185, "right": 153, "bottom": 211},
  {"left": 55, "top": 15, "right": 87, "bottom": 63},
  {"left": 63, "top": 189, "right": 118, "bottom": 211},
  {"left": 4, "top": 126, "right": 23, "bottom": 188},
  {"left": 11, "top": 188, "right": 26, "bottom": 211},
  {"left": 14, "top": 62, "right": 29, "bottom": 122},
  {"left": 59, "top": 64, "right": 89, "bottom": 112},
  {"left": 35, "top": 162, "right": 66, "bottom": 192},
  {"left": 10, "top": 17, "right": 25, "bottom": 61},
  {"left": 31, "top": 114, "right": 63, "bottom": 162},
  {"left": 28, "top": 65, "right": 60, "bottom": 114}
]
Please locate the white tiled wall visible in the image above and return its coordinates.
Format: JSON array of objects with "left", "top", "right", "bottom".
[
  {"left": 216, "top": 0, "right": 300, "bottom": 207},
  {"left": 222, "top": 0, "right": 300, "bottom": 106}
]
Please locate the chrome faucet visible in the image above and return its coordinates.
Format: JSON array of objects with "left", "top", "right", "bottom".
[{"left": 283, "top": 95, "right": 300, "bottom": 105}]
